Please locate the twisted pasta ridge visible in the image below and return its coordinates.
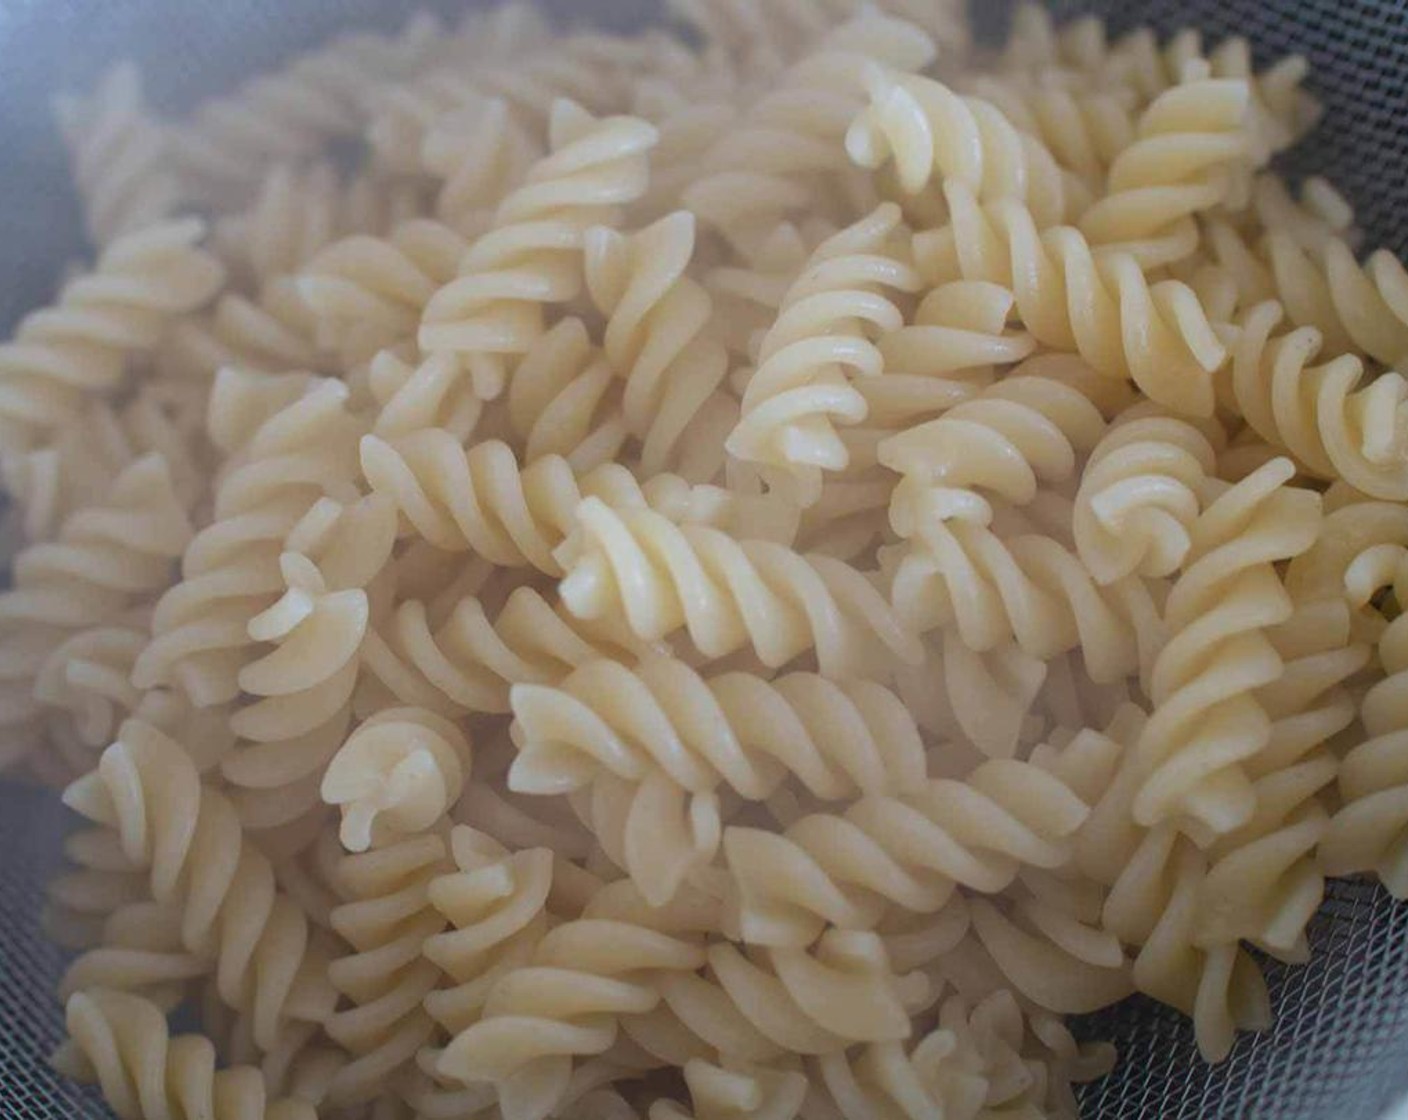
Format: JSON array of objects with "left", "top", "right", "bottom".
[
  {"left": 324, "top": 831, "right": 454, "bottom": 1107},
  {"left": 366, "top": 349, "right": 484, "bottom": 445},
  {"left": 423, "top": 826, "right": 556, "bottom": 1036},
  {"left": 213, "top": 163, "right": 349, "bottom": 291},
  {"left": 0, "top": 454, "right": 192, "bottom": 773},
  {"left": 132, "top": 376, "right": 365, "bottom": 706},
  {"left": 156, "top": 278, "right": 326, "bottom": 382},
  {"left": 1320, "top": 535, "right": 1408, "bottom": 894},
  {"left": 884, "top": 498, "right": 1157, "bottom": 686},
  {"left": 565, "top": 770, "right": 726, "bottom": 911},
  {"left": 651, "top": 1059, "right": 808, "bottom": 1120},
  {"left": 960, "top": 72, "right": 1136, "bottom": 193},
  {"left": 912, "top": 179, "right": 1227, "bottom": 417},
  {"left": 845, "top": 66, "right": 1085, "bottom": 229},
  {"left": 814, "top": 988, "right": 1112, "bottom": 1120},
  {"left": 1073, "top": 410, "right": 1218, "bottom": 585},
  {"left": 722, "top": 759, "right": 1087, "bottom": 948},
  {"left": 1194, "top": 753, "right": 1336, "bottom": 958},
  {"left": 422, "top": 94, "right": 542, "bottom": 235},
  {"left": 556, "top": 497, "right": 924, "bottom": 678},
  {"left": 879, "top": 369, "right": 1106, "bottom": 518},
  {"left": 57, "top": 990, "right": 317, "bottom": 1120},
  {"left": 419, "top": 101, "right": 660, "bottom": 403},
  {"left": 321, "top": 706, "right": 471, "bottom": 852},
  {"left": 1134, "top": 459, "right": 1322, "bottom": 836},
  {"left": 1001, "top": 5, "right": 1317, "bottom": 157},
  {"left": 298, "top": 219, "right": 469, "bottom": 367},
  {"left": 62, "top": 720, "right": 340, "bottom": 1049},
  {"left": 509, "top": 654, "right": 927, "bottom": 804},
  {"left": 727, "top": 204, "right": 923, "bottom": 500},
  {"left": 438, "top": 922, "right": 922, "bottom": 1108},
  {"left": 1223, "top": 300, "right": 1408, "bottom": 499},
  {"left": 55, "top": 63, "right": 182, "bottom": 247},
  {"left": 509, "top": 318, "right": 628, "bottom": 472},
  {"left": 362, "top": 432, "right": 719, "bottom": 572},
  {"left": 584, "top": 211, "right": 733, "bottom": 480},
  {"left": 0, "top": 220, "right": 225, "bottom": 449},
  {"left": 222, "top": 533, "right": 398, "bottom": 834},
  {"left": 1098, "top": 828, "right": 1272, "bottom": 1062},
  {"left": 364, "top": 584, "right": 652, "bottom": 720},
  {"left": 682, "top": 12, "right": 936, "bottom": 253},
  {"left": 1075, "top": 76, "right": 1251, "bottom": 263}
]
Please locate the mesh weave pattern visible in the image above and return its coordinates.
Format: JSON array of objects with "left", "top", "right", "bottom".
[{"left": 2, "top": 2, "right": 1408, "bottom": 1119}]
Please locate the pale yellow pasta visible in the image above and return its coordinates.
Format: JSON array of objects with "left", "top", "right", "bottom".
[
  {"left": 0, "top": 220, "right": 224, "bottom": 451},
  {"left": 1134, "top": 459, "right": 1322, "bottom": 835},
  {"left": 556, "top": 497, "right": 924, "bottom": 678},
  {"left": 912, "top": 181, "right": 1226, "bottom": 417},
  {"left": 1075, "top": 76, "right": 1252, "bottom": 265},
  {"left": 420, "top": 102, "right": 660, "bottom": 402},
  {"left": 846, "top": 67, "right": 1086, "bottom": 228},
  {"left": 56, "top": 990, "right": 317, "bottom": 1120},
  {"left": 1223, "top": 300, "right": 1408, "bottom": 499},
  {"left": 723, "top": 759, "right": 1087, "bottom": 948},
  {"left": 26, "top": 1, "right": 1408, "bottom": 1114},
  {"left": 61, "top": 720, "right": 339, "bottom": 1049},
  {"left": 728, "top": 203, "right": 922, "bottom": 502},
  {"left": 1073, "top": 410, "right": 1218, "bottom": 586},
  {"left": 131, "top": 374, "right": 363, "bottom": 706},
  {"left": 683, "top": 12, "right": 935, "bottom": 255}
]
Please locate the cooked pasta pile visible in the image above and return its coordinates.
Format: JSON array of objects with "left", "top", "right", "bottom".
[{"left": 8, "top": 1, "right": 1407, "bottom": 1117}]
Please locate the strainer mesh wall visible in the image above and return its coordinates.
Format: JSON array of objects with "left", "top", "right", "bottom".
[{"left": 3, "top": 1, "right": 1408, "bottom": 1118}]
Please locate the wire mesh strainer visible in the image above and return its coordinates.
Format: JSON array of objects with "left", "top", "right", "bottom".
[{"left": 2, "top": 2, "right": 1408, "bottom": 1117}]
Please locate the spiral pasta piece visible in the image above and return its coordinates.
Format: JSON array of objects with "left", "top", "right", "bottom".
[
  {"left": 681, "top": 12, "right": 934, "bottom": 253},
  {"left": 55, "top": 63, "right": 182, "bottom": 248},
  {"left": 879, "top": 369, "right": 1106, "bottom": 517},
  {"left": 422, "top": 94, "right": 542, "bottom": 236},
  {"left": 321, "top": 707, "right": 471, "bottom": 853},
  {"left": 56, "top": 990, "right": 317, "bottom": 1120},
  {"left": 960, "top": 72, "right": 1137, "bottom": 192},
  {"left": 364, "top": 585, "right": 651, "bottom": 719},
  {"left": 438, "top": 918, "right": 922, "bottom": 1117},
  {"left": 912, "top": 180, "right": 1227, "bottom": 417},
  {"left": 132, "top": 376, "right": 367, "bottom": 706},
  {"left": 423, "top": 825, "right": 556, "bottom": 1036},
  {"left": 298, "top": 219, "right": 469, "bottom": 367},
  {"left": 1319, "top": 534, "right": 1408, "bottom": 894},
  {"left": 419, "top": 101, "right": 659, "bottom": 402},
  {"left": 0, "top": 220, "right": 224, "bottom": 449},
  {"left": 1097, "top": 827, "right": 1272, "bottom": 1062},
  {"left": 884, "top": 493, "right": 1158, "bottom": 686},
  {"left": 362, "top": 432, "right": 723, "bottom": 572},
  {"left": 214, "top": 163, "right": 354, "bottom": 292},
  {"left": 1077, "top": 76, "right": 1251, "bottom": 262},
  {"left": 324, "top": 830, "right": 454, "bottom": 1107},
  {"left": 509, "top": 317, "right": 628, "bottom": 472},
  {"left": 651, "top": 1059, "right": 808, "bottom": 1120},
  {"left": 584, "top": 211, "right": 733, "bottom": 480},
  {"left": 1223, "top": 300, "right": 1408, "bottom": 499},
  {"left": 221, "top": 534, "right": 396, "bottom": 834},
  {"left": 722, "top": 759, "right": 1087, "bottom": 948},
  {"left": 0, "top": 454, "right": 192, "bottom": 774},
  {"left": 1134, "top": 459, "right": 1322, "bottom": 836},
  {"left": 556, "top": 497, "right": 923, "bottom": 679},
  {"left": 510, "top": 655, "right": 926, "bottom": 804},
  {"left": 845, "top": 66, "right": 1084, "bottom": 228},
  {"left": 727, "top": 204, "right": 923, "bottom": 501},
  {"left": 61, "top": 720, "right": 340, "bottom": 1049},
  {"left": 1073, "top": 410, "right": 1218, "bottom": 585}
]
